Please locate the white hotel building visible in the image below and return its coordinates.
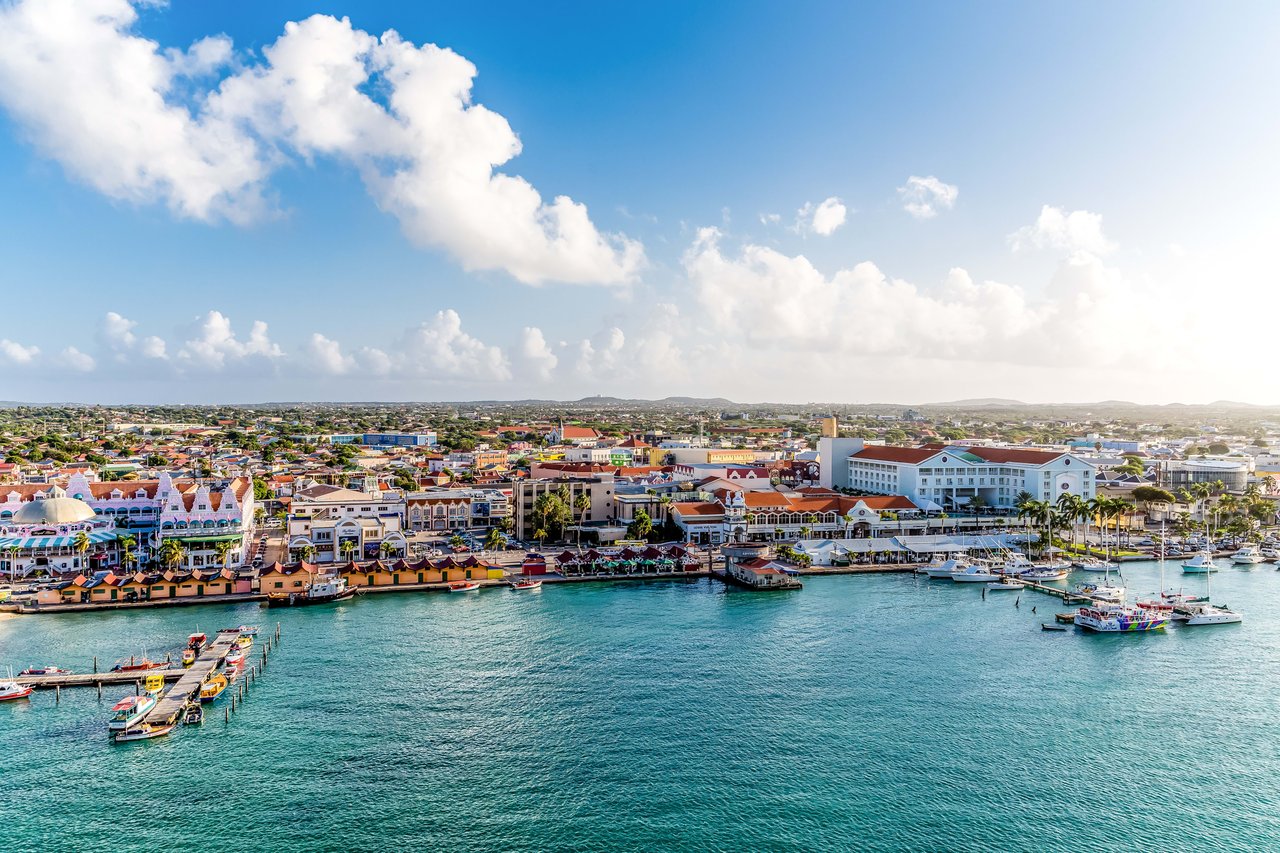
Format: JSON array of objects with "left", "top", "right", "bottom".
[{"left": 819, "top": 438, "right": 1095, "bottom": 511}]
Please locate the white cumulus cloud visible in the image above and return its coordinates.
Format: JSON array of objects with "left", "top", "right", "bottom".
[
  {"left": 0, "top": 3, "right": 642, "bottom": 286},
  {"left": 1010, "top": 205, "right": 1116, "bottom": 256},
  {"left": 518, "top": 327, "right": 558, "bottom": 381},
  {"left": 0, "top": 340, "right": 39, "bottom": 365},
  {"left": 794, "top": 197, "right": 847, "bottom": 236},
  {"left": 177, "top": 311, "right": 283, "bottom": 371},
  {"left": 898, "top": 176, "right": 958, "bottom": 219}
]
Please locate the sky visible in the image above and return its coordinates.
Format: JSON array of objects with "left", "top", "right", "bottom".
[{"left": 0, "top": 0, "right": 1278, "bottom": 405}]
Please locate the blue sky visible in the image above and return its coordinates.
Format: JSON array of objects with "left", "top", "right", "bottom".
[{"left": 0, "top": 1, "right": 1277, "bottom": 403}]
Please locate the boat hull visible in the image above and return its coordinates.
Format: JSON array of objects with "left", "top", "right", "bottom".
[
  {"left": 114, "top": 724, "right": 175, "bottom": 742},
  {"left": 264, "top": 588, "right": 358, "bottom": 608},
  {"left": 0, "top": 686, "right": 33, "bottom": 701}
]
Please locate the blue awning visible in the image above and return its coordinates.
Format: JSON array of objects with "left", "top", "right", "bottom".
[{"left": 0, "top": 530, "right": 119, "bottom": 549}]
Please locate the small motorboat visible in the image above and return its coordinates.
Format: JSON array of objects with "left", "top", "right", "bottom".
[
  {"left": 187, "top": 632, "right": 208, "bottom": 652},
  {"left": 0, "top": 679, "right": 33, "bottom": 702},
  {"left": 107, "top": 694, "right": 158, "bottom": 731},
  {"left": 1181, "top": 603, "right": 1244, "bottom": 626},
  {"left": 181, "top": 648, "right": 197, "bottom": 667},
  {"left": 986, "top": 579, "right": 1023, "bottom": 591},
  {"left": 224, "top": 648, "right": 246, "bottom": 668},
  {"left": 950, "top": 564, "right": 1001, "bottom": 582},
  {"left": 224, "top": 665, "right": 241, "bottom": 685},
  {"left": 235, "top": 634, "right": 254, "bottom": 650},
  {"left": 448, "top": 581, "right": 482, "bottom": 592},
  {"left": 1022, "top": 568, "right": 1070, "bottom": 581},
  {"left": 1072, "top": 557, "right": 1112, "bottom": 572},
  {"left": 199, "top": 673, "right": 228, "bottom": 703},
  {"left": 235, "top": 625, "right": 259, "bottom": 636},
  {"left": 509, "top": 578, "right": 543, "bottom": 591},
  {"left": 1041, "top": 623, "right": 1070, "bottom": 632},
  {"left": 1054, "top": 612, "right": 1077, "bottom": 624},
  {"left": 1071, "top": 582, "right": 1126, "bottom": 603},
  {"left": 114, "top": 722, "right": 175, "bottom": 743},
  {"left": 1231, "top": 546, "right": 1264, "bottom": 566},
  {"left": 183, "top": 702, "right": 203, "bottom": 725},
  {"left": 18, "top": 665, "right": 72, "bottom": 676}
]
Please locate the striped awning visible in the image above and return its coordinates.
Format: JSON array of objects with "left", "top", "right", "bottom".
[{"left": 0, "top": 530, "right": 119, "bottom": 549}]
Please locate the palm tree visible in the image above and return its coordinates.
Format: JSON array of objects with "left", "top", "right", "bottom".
[
  {"left": 574, "top": 492, "right": 591, "bottom": 552},
  {"left": 158, "top": 539, "right": 187, "bottom": 570},
  {"left": 339, "top": 539, "right": 357, "bottom": 562},
  {"left": 799, "top": 525, "right": 812, "bottom": 540},
  {"left": 214, "top": 539, "right": 235, "bottom": 570},
  {"left": 73, "top": 530, "right": 90, "bottom": 566},
  {"left": 378, "top": 540, "right": 398, "bottom": 559},
  {"left": 299, "top": 543, "right": 316, "bottom": 564},
  {"left": 118, "top": 534, "right": 138, "bottom": 572},
  {"left": 534, "top": 527, "right": 548, "bottom": 548},
  {"left": 5, "top": 544, "right": 20, "bottom": 583},
  {"left": 484, "top": 526, "right": 504, "bottom": 552}
]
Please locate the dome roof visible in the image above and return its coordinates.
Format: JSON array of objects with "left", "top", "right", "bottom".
[{"left": 13, "top": 496, "right": 97, "bottom": 525}]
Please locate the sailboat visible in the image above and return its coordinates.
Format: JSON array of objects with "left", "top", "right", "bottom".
[
  {"left": 1140, "top": 521, "right": 1203, "bottom": 611},
  {"left": 1178, "top": 550, "right": 1242, "bottom": 626}
]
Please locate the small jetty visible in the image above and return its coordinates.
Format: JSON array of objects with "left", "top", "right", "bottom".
[{"left": 142, "top": 629, "right": 242, "bottom": 725}]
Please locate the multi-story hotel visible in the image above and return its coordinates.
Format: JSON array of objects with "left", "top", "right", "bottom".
[{"left": 819, "top": 438, "right": 1095, "bottom": 510}]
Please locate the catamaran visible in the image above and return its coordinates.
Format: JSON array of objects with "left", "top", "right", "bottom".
[
  {"left": 1179, "top": 550, "right": 1243, "bottom": 626},
  {"left": 1075, "top": 602, "right": 1168, "bottom": 632}
]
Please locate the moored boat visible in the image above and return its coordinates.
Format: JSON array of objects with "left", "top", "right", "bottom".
[
  {"left": 986, "top": 579, "right": 1023, "bottom": 591},
  {"left": 111, "top": 656, "right": 167, "bottom": 673},
  {"left": 448, "top": 581, "right": 482, "bottom": 592},
  {"left": 1073, "top": 556, "right": 1112, "bottom": 572},
  {"left": 950, "top": 563, "right": 1001, "bottom": 582},
  {"left": 1074, "top": 602, "right": 1168, "bottom": 632},
  {"left": 264, "top": 575, "right": 357, "bottom": 607},
  {"left": 1022, "top": 567, "right": 1070, "bottom": 581},
  {"left": 199, "top": 673, "right": 229, "bottom": 703},
  {"left": 1231, "top": 546, "right": 1263, "bottom": 566},
  {"left": 224, "top": 647, "right": 246, "bottom": 668},
  {"left": 1181, "top": 553, "right": 1219, "bottom": 574},
  {"left": 1181, "top": 602, "right": 1243, "bottom": 626},
  {"left": 0, "top": 678, "right": 33, "bottom": 702},
  {"left": 181, "top": 648, "right": 196, "bottom": 667},
  {"left": 183, "top": 702, "right": 203, "bottom": 725},
  {"left": 1071, "top": 582, "right": 1126, "bottom": 603},
  {"left": 18, "top": 665, "right": 72, "bottom": 676},
  {"left": 509, "top": 578, "right": 542, "bottom": 591},
  {"left": 107, "top": 694, "right": 158, "bottom": 731},
  {"left": 114, "top": 722, "right": 175, "bottom": 742}
]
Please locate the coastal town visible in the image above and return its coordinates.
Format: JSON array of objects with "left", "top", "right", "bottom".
[{"left": 1, "top": 400, "right": 1277, "bottom": 609}]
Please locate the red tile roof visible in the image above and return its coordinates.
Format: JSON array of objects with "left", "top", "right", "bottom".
[
  {"left": 967, "top": 447, "right": 1066, "bottom": 465},
  {"left": 851, "top": 446, "right": 942, "bottom": 464}
]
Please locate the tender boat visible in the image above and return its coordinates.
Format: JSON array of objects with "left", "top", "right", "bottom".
[
  {"left": 0, "top": 679, "right": 33, "bottom": 702},
  {"left": 114, "top": 722, "right": 175, "bottom": 742},
  {"left": 183, "top": 702, "right": 203, "bottom": 725},
  {"left": 448, "top": 581, "right": 482, "bottom": 592},
  {"left": 986, "top": 579, "right": 1023, "bottom": 591},
  {"left": 181, "top": 648, "right": 197, "bottom": 667},
  {"left": 1075, "top": 602, "right": 1168, "bottom": 632},
  {"left": 1181, "top": 554, "right": 1219, "bottom": 574},
  {"left": 1073, "top": 556, "right": 1112, "bottom": 572},
  {"left": 264, "top": 575, "right": 357, "bottom": 607},
  {"left": 199, "top": 673, "right": 229, "bottom": 703},
  {"left": 1231, "top": 546, "right": 1264, "bottom": 566},
  {"left": 224, "top": 647, "right": 246, "bottom": 668},
  {"left": 18, "top": 665, "right": 72, "bottom": 676},
  {"left": 949, "top": 560, "right": 1001, "bottom": 582},
  {"left": 1071, "top": 582, "right": 1126, "bottom": 603},
  {"left": 107, "top": 694, "right": 158, "bottom": 731},
  {"left": 509, "top": 578, "right": 543, "bottom": 591},
  {"left": 1041, "top": 623, "right": 1070, "bottom": 632},
  {"left": 187, "top": 632, "right": 208, "bottom": 652}
]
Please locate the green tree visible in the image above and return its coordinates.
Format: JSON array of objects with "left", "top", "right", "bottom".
[
  {"left": 627, "top": 509, "right": 653, "bottom": 541},
  {"left": 484, "top": 527, "right": 505, "bottom": 552},
  {"left": 339, "top": 539, "right": 358, "bottom": 562},
  {"left": 214, "top": 540, "right": 235, "bottom": 570}
]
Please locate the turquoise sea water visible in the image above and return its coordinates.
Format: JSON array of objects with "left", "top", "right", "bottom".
[{"left": 3, "top": 562, "right": 1280, "bottom": 852}]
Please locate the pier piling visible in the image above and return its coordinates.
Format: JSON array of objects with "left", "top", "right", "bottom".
[
  {"left": 92, "top": 656, "right": 97, "bottom": 674},
  {"left": 96, "top": 681, "right": 102, "bottom": 700},
  {"left": 55, "top": 685, "right": 60, "bottom": 704}
]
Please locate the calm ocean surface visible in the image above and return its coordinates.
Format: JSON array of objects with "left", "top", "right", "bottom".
[{"left": 3, "top": 562, "right": 1279, "bottom": 852}]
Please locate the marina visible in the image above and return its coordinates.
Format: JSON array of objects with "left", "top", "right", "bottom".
[{"left": 1, "top": 566, "right": 1276, "bottom": 849}]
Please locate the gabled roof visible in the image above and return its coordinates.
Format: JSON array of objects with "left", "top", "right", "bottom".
[{"left": 850, "top": 446, "right": 942, "bottom": 464}]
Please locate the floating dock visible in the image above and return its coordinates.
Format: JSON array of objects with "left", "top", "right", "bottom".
[{"left": 142, "top": 629, "right": 242, "bottom": 725}]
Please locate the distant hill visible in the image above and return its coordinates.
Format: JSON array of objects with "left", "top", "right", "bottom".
[{"left": 927, "top": 398, "right": 1026, "bottom": 407}]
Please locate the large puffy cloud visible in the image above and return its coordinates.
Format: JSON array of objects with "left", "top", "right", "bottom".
[
  {"left": 518, "top": 327, "right": 559, "bottom": 381},
  {"left": 0, "top": 0, "right": 263, "bottom": 222},
  {"left": 898, "top": 176, "right": 958, "bottom": 219},
  {"left": 176, "top": 311, "right": 284, "bottom": 371},
  {"left": 0, "top": 339, "right": 40, "bottom": 365},
  {"left": 389, "top": 310, "right": 510, "bottom": 381},
  {"left": 0, "top": 3, "right": 641, "bottom": 286},
  {"left": 1010, "top": 205, "right": 1115, "bottom": 256}
]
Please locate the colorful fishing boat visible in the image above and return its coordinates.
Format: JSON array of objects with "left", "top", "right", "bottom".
[
  {"left": 0, "top": 678, "right": 33, "bottom": 702},
  {"left": 183, "top": 702, "right": 203, "bottom": 725},
  {"left": 199, "top": 673, "right": 228, "bottom": 703},
  {"left": 114, "top": 722, "right": 175, "bottom": 742},
  {"left": 224, "top": 647, "right": 246, "bottom": 668},
  {"left": 509, "top": 578, "right": 543, "bottom": 591},
  {"left": 448, "top": 581, "right": 482, "bottom": 592},
  {"left": 107, "top": 694, "right": 158, "bottom": 731},
  {"left": 181, "top": 648, "right": 197, "bottom": 667}
]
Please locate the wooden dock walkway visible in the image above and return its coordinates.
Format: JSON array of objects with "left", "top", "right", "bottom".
[
  {"left": 143, "top": 629, "right": 242, "bottom": 725},
  {"left": 16, "top": 669, "right": 186, "bottom": 689}
]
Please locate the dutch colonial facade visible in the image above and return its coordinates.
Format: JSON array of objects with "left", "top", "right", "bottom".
[
  {"left": 405, "top": 488, "right": 511, "bottom": 533},
  {"left": 671, "top": 488, "right": 920, "bottom": 545}
]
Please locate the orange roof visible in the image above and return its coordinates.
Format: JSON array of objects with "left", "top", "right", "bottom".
[
  {"left": 851, "top": 446, "right": 942, "bottom": 464},
  {"left": 671, "top": 502, "right": 723, "bottom": 517},
  {"left": 968, "top": 447, "right": 1066, "bottom": 465}
]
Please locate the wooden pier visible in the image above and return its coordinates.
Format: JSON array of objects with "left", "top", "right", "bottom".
[
  {"left": 142, "top": 629, "right": 242, "bottom": 725},
  {"left": 16, "top": 669, "right": 186, "bottom": 690}
]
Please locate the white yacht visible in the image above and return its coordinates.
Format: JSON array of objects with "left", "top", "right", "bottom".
[
  {"left": 1071, "top": 581, "right": 1126, "bottom": 603},
  {"left": 1001, "top": 553, "right": 1035, "bottom": 576},
  {"left": 1181, "top": 553, "right": 1219, "bottom": 574},
  {"left": 926, "top": 557, "right": 966, "bottom": 579},
  {"left": 1073, "top": 556, "right": 1112, "bottom": 572},
  {"left": 1181, "top": 603, "right": 1243, "bottom": 626},
  {"left": 1230, "top": 546, "right": 1264, "bottom": 566},
  {"left": 950, "top": 563, "right": 1002, "bottom": 582}
]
